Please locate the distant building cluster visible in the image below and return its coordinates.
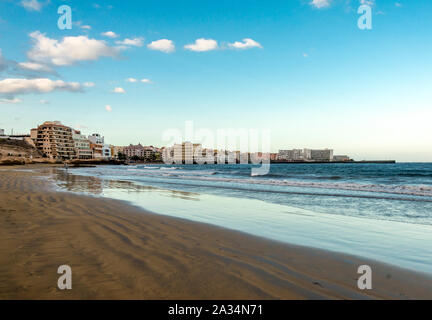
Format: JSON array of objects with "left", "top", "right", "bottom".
[
  {"left": 163, "top": 142, "right": 270, "bottom": 164},
  {"left": 123, "top": 144, "right": 160, "bottom": 159},
  {"left": 277, "top": 148, "right": 351, "bottom": 162},
  {"left": 0, "top": 122, "right": 351, "bottom": 163}
]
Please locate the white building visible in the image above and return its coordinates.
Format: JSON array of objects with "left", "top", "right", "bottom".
[
  {"left": 88, "top": 133, "right": 104, "bottom": 145},
  {"left": 88, "top": 133, "right": 105, "bottom": 158},
  {"left": 102, "top": 144, "right": 112, "bottom": 159},
  {"left": 164, "top": 142, "right": 204, "bottom": 164},
  {"left": 277, "top": 149, "right": 304, "bottom": 161},
  {"left": 305, "top": 149, "right": 333, "bottom": 161},
  {"left": 277, "top": 148, "right": 334, "bottom": 161},
  {"left": 72, "top": 130, "right": 92, "bottom": 159}
]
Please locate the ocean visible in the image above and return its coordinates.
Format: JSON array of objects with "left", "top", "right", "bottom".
[{"left": 51, "top": 163, "right": 432, "bottom": 274}]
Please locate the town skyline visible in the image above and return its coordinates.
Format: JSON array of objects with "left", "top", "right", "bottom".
[
  {"left": 1, "top": 120, "right": 351, "bottom": 164},
  {"left": 1, "top": 0, "right": 431, "bottom": 162}
]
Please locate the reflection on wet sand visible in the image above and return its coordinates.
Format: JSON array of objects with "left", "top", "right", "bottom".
[{"left": 52, "top": 168, "right": 201, "bottom": 201}]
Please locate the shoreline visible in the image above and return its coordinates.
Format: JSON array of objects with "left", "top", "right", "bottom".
[
  {"left": 0, "top": 159, "right": 398, "bottom": 167},
  {"left": 0, "top": 165, "right": 431, "bottom": 299}
]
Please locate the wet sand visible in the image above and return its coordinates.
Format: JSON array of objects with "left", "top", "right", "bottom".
[{"left": 0, "top": 166, "right": 431, "bottom": 299}]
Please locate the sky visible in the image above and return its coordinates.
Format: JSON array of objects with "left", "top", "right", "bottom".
[{"left": 0, "top": 0, "right": 431, "bottom": 161}]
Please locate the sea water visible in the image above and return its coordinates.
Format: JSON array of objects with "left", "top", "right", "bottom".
[{"left": 52, "top": 163, "right": 432, "bottom": 275}]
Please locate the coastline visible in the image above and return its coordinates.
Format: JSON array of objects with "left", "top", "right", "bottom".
[{"left": 0, "top": 165, "right": 431, "bottom": 299}]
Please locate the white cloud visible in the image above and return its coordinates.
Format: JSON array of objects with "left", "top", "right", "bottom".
[
  {"left": 360, "top": 0, "right": 375, "bottom": 5},
  {"left": 27, "top": 31, "right": 119, "bottom": 66},
  {"left": 112, "top": 87, "right": 125, "bottom": 94},
  {"left": 101, "top": 31, "right": 118, "bottom": 38},
  {"left": 105, "top": 105, "right": 112, "bottom": 112},
  {"left": 116, "top": 37, "right": 144, "bottom": 47},
  {"left": 18, "top": 61, "right": 52, "bottom": 72},
  {"left": 39, "top": 99, "right": 49, "bottom": 104},
  {"left": 228, "top": 38, "right": 262, "bottom": 50},
  {"left": 74, "top": 21, "right": 92, "bottom": 30},
  {"left": 0, "top": 78, "right": 82, "bottom": 95},
  {"left": 310, "top": 0, "right": 330, "bottom": 9},
  {"left": 147, "top": 39, "right": 175, "bottom": 53},
  {"left": 0, "top": 97, "right": 22, "bottom": 104},
  {"left": 84, "top": 82, "right": 95, "bottom": 87},
  {"left": 395, "top": 2, "right": 403, "bottom": 7},
  {"left": 126, "top": 78, "right": 152, "bottom": 84},
  {"left": 20, "top": 0, "right": 42, "bottom": 12},
  {"left": 184, "top": 38, "right": 218, "bottom": 52}
]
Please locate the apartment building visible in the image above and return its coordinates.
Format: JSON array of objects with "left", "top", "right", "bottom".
[
  {"left": 277, "top": 149, "right": 304, "bottom": 161},
  {"left": 72, "top": 130, "right": 92, "bottom": 159},
  {"left": 123, "top": 143, "right": 146, "bottom": 158},
  {"left": 123, "top": 144, "right": 159, "bottom": 159},
  {"left": 111, "top": 146, "right": 125, "bottom": 159},
  {"left": 163, "top": 142, "right": 204, "bottom": 164},
  {"left": 88, "top": 134, "right": 104, "bottom": 158},
  {"left": 102, "top": 145, "right": 112, "bottom": 158},
  {"left": 305, "top": 148, "right": 333, "bottom": 161},
  {"left": 30, "top": 121, "right": 76, "bottom": 159},
  {"left": 277, "top": 148, "right": 334, "bottom": 161}
]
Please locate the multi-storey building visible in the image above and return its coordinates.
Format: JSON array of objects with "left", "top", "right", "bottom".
[
  {"left": 72, "top": 130, "right": 92, "bottom": 159},
  {"left": 112, "top": 146, "right": 125, "bottom": 158},
  {"left": 88, "top": 134, "right": 104, "bottom": 158},
  {"left": 277, "top": 149, "right": 304, "bottom": 161},
  {"left": 305, "top": 148, "right": 333, "bottom": 161},
  {"left": 163, "top": 142, "right": 204, "bottom": 164},
  {"left": 30, "top": 121, "right": 76, "bottom": 159},
  {"left": 102, "top": 145, "right": 112, "bottom": 158},
  {"left": 333, "top": 155, "right": 350, "bottom": 162},
  {"left": 88, "top": 133, "right": 104, "bottom": 145},
  {"left": 124, "top": 143, "right": 146, "bottom": 158},
  {"left": 277, "top": 148, "right": 334, "bottom": 161},
  {"left": 123, "top": 144, "right": 159, "bottom": 159}
]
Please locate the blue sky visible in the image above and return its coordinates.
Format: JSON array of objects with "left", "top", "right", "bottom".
[{"left": 0, "top": 0, "right": 431, "bottom": 161}]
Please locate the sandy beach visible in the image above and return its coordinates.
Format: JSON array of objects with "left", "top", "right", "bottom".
[{"left": 0, "top": 166, "right": 431, "bottom": 299}]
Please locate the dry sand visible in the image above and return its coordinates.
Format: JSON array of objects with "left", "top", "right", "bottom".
[{"left": 0, "top": 166, "right": 431, "bottom": 299}]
